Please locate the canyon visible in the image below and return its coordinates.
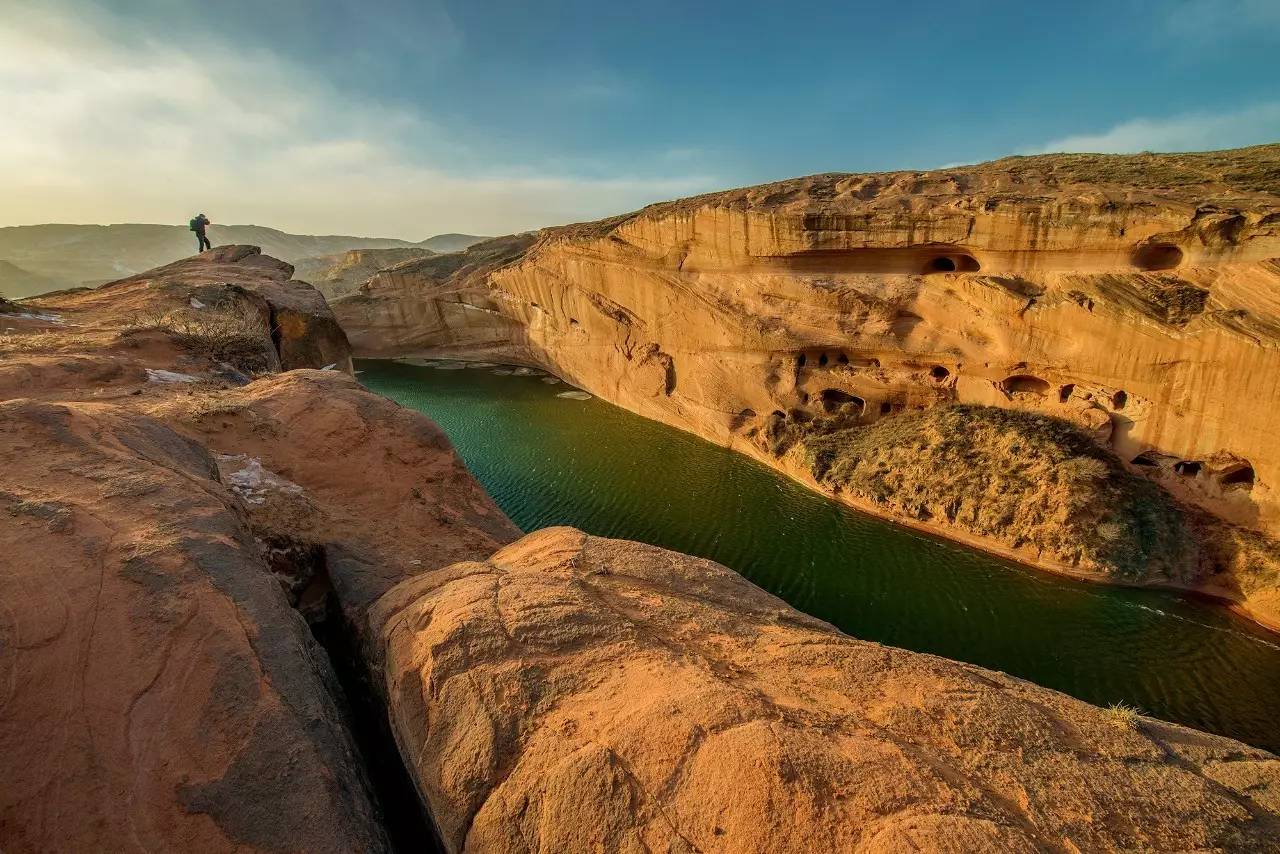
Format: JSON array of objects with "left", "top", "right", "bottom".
[
  {"left": 335, "top": 144, "right": 1280, "bottom": 630},
  {"left": 3, "top": 245, "right": 1280, "bottom": 850}
]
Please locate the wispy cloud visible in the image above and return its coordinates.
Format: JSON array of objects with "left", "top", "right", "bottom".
[
  {"left": 1161, "top": 0, "right": 1280, "bottom": 42},
  {"left": 0, "top": 8, "right": 717, "bottom": 238},
  {"left": 1031, "top": 101, "right": 1280, "bottom": 155}
]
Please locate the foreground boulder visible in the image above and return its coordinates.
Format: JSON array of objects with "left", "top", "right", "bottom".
[
  {"left": 372, "top": 527, "right": 1280, "bottom": 852},
  {"left": 0, "top": 398, "right": 389, "bottom": 851}
]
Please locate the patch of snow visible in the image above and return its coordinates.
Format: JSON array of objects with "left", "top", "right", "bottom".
[
  {"left": 11, "top": 311, "right": 65, "bottom": 324},
  {"left": 190, "top": 297, "right": 206, "bottom": 309},
  {"left": 556, "top": 390, "right": 592, "bottom": 401},
  {"left": 320, "top": 363, "right": 338, "bottom": 371},
  {"left": 145, "top": 368, "right": 199, "bottom": 383},
  {"left": 215, "top": 453, "right": 304, "bottom": 506},
  {"left": 541, "top": 377, "right": 561, "bottom": 385}
]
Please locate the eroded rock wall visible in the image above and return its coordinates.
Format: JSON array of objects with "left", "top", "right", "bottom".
[{"left": 337, "top": 145, "right": 1280, "bottom": 621}]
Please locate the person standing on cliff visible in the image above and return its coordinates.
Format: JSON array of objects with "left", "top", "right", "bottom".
[{"left": 189, "top": 213, "right": 212, "bottom": 252}]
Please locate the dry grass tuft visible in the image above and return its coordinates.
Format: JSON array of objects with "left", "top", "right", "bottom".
[
  {"left": 126, "top": 301, "right": 273, "bottom": 374},
  {"left": 1105, "top": 702, "right": 1142, "bottom": 731}
]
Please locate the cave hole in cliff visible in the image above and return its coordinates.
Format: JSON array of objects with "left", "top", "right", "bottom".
[
  {"left": 837, "top": 353, "right": 850, "bottom": 365},
  {"left": 1059, "top": 383, "right": 1075, "bottom": 403},
  {"left": 819, "top": 353, "right": 830, "bottom": 367},
  {"left": 797, "top": 353, "right": 807, "bottom": 368},
  {"left": 880, "top": 401, "right": 892, "bottom": 415},
  {"left": 731, "top": 408, "right": 757, "bottom": 431},
  {"left": 929, "top": 365, "right": 950, "bottom": 381},
  {"left": 1131, "top": 452, "right": 1160, "bottom": 467},
  {"left": 924, "top": 254, "right": 981, "bottom": 274},
  {"left": 263, "top": 537, "right": 442, "bottom": 854},
  {"left": 1111, "top": 390, "right": 1128, "bottom": 410},
  {"left": 788, "top": 408, "right": 814, "bottom": 423},
  {"left": 820, "top": 389, "right": 866, "bottom": 414},
  {"left": 1219, "top": 463, "right": 1256, "bottom": 490},
  {"left": 1174, "top": 460, "right": 1203, "bottom": 477},
  {"left": 1002, "top": 375, "right": 1051, "bottom": 396},
  {"left": 1131, "top": 244, "right": 1184, "bottom": 271}
]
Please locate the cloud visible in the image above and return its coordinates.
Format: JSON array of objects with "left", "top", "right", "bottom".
[
  {"left": 1031, "top": 101, "right": 1280, "bottom": 155},
  {"left": 1161, "top": 0, "right": 1280, "bottom": 42},
  {"left": 0, "top": 8, "right": 717, "bottom": 238}
]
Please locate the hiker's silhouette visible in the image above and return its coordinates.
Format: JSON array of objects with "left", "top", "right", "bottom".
[{"left": 189, "top": 213, "right": 211, "bottom": 252}]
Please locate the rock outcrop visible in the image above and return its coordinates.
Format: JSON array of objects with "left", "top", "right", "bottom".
[
  {"left": 373, "top": 527, "right": 1280, "bottom": 853},
  {"left": 0, "top": 249, "right": 517, "bottom": 851},
  {"left": 336, "top": 144, "right": 1280, "bottom": 627},
  {"left": 5, "top": 246, "right": 1280, "bottom": 852}
]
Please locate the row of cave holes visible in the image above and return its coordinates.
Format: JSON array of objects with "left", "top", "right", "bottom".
[
  {"left": 1006, "top": 376, "right": 1129, "bottom": 411},
  {"left": 921, "top": 245, "right": 1183, "bottom": 273},
  {"left": 798, "top": 351, "right": 952, "bottom": 383},
  {"left": 1131, "top": 454, "right": 1256, "bottom": 491}
]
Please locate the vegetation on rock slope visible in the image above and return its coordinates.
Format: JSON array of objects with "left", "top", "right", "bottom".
[{"left": 798, "top": 405, "right": 1197, "bottom": 580}]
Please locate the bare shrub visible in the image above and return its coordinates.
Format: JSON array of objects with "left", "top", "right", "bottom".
[{"left": 128, "top": 300, "right": 273, "bottom": 374}]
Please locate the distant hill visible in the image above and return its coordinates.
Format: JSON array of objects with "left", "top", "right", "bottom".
[
  {"left": 0, "top": 259, "right": 66, "bottom": 299},
  {"left": 0, "top": 224, "right": 486, "bottom": 297},
  {"left": 421, "top": 233, "right": 489, "bottom": 253},
  {"left": 293, "top": 247, "right": 437, "bottom": 299}
]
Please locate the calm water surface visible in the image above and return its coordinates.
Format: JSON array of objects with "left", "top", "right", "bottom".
[{"left": 360, "top": 358, "right": 1280, "bottom": 752}]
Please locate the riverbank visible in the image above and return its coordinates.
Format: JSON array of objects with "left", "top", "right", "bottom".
[{"left": 374, "top": 347, "right": 1280, "bottom": 635}]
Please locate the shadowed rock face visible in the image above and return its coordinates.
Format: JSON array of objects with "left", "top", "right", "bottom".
[
  {"left": 372, "top": 527, "right": 1280, "bottom": 853},
  {"left": 335, "top": 145, "right": 1280, "bottom": 627}
]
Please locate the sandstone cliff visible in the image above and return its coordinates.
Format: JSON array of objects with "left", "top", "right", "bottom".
[
  {"left": 336, "top": 144, "right": 1280, "bottom": 627},
  {"left": 5, "top": 248, "right": 1280, "bottom": 851}
]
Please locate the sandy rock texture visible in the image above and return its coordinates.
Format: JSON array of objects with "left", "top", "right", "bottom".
[
  {"left": 373, "top": 527, "right": 1280, "bottom": 853},
  {"left": 336, "top": 145, "right": 1280, "bottom": 624},
  {"left": 0, "top": 249, "right": 517, "bottom": 851}
]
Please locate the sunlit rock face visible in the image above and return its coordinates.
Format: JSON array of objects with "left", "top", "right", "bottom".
[
  {"left": 372, "top": 527, "right": 1280, "bottom": 854},
  {"left": 336, "top": 145, "right": 1280, "bottom": 621}
]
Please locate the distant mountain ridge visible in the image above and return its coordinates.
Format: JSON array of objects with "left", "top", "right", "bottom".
[{"left": 0, "top": 223, "right": 489, "bottom": 297}]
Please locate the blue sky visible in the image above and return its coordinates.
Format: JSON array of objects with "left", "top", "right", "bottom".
[{"left": 1, "top": 0, "right": 1278, "bottom": 238}]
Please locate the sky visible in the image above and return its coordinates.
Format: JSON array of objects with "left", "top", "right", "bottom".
[{"left": 1, "top": 0, "right": 1278, "bottom": 240}]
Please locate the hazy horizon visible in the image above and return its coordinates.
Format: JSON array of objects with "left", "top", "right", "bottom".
[{"left": 3, "top": 1, "right": 1279, "bottom": 240}]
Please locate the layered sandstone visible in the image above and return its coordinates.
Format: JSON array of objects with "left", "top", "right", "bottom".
[
  {"left": 373, "top": 527, "right": 1280, "bottom": 852},
  {"left": 336, "top": 144, "right": 1280, "bottom": 625}
]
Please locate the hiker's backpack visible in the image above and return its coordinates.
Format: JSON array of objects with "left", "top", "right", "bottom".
[{"left": 189, "top": 218, "right": 199, "bottom": 231}]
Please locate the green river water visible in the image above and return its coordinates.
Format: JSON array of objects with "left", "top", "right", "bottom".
[{"left": 359, "top": 358, "right": 1280, "bottom": 753}]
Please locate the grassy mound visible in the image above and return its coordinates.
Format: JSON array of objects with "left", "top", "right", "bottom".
[{"left": 801, "top": 405, "right": 1197, "bottom": 580}]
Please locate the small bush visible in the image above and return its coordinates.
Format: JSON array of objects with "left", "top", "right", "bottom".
[{"left": 1105, "top": 702, "right": 1142, "bottom": 731}]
